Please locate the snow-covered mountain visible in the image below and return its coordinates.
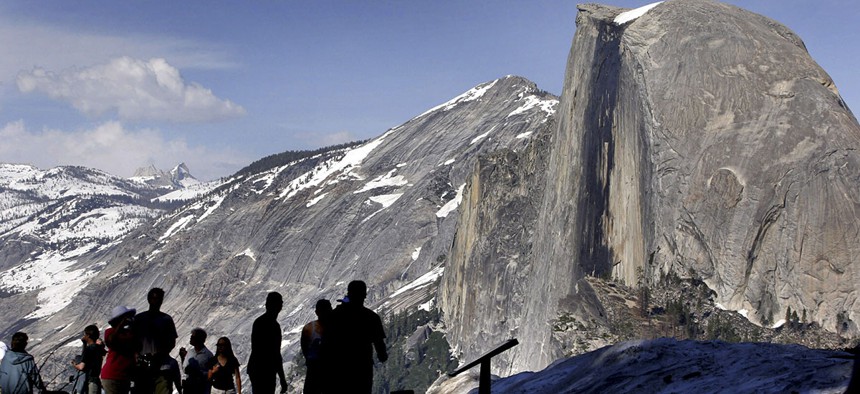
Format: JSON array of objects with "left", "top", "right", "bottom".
[
  {"left": 0, "top": 162, "right": 208, "bottom": 318},
  {"left": 130, "top": 163, "right": 201, "bottom": 189},
  {"left": 0, "top": 76, "right": 557, "bottom": 391}
]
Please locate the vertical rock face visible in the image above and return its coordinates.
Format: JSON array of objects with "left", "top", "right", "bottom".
[{"left": 442, "top": 0, "right": 860, "bottom": 373}]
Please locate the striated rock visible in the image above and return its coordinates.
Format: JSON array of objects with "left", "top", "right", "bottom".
[
  {"left": 0, "top": 76, "right": 557, "bottom": 388},
  {"left": 441, "top": 0, "right": 860, "bottom": 374}
]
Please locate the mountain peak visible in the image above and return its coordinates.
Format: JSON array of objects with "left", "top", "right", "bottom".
[{"left": 130, "top": 163, "right": 198, "bottom": 188}]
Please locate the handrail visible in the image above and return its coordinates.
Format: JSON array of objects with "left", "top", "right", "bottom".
[{"left": 448, "top": 338, "right": 519, "bottom": 394}]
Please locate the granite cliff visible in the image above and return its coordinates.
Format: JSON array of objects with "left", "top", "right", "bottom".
[
  {"left": 441, "top": 0, "right": 860, "bottom": 374},
  {"left": 0, "top": 76, "right": 557, "bottom": 389}
]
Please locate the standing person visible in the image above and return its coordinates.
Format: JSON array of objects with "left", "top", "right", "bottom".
[
  {"left": 206, "top": 337, "right": 241, "bottom": 394},
  {"left": 247, "top": 292, "right": 288, "bottom": 394},
  {"left": 72, "top": 325, "right": 106, "bottom": 394},
  {"left": 329, "top": 280, "right": 388, "bottom": 394},
  {"left": 132, "top": 287, "right": 178, "bottom": 394},
  {"left": 0, "top": 332, "right": 44, "bottom": 394},
  {"left": 102, "top": 306, "right": 137, "bottom": 394},
  {"left": 300, "top": 299, "right": 332, "bottom": 394},
  {"left": 179, "top": 328, "right": 213, "bottom": 394}
]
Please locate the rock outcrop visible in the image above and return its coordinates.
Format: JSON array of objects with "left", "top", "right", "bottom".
[{"left": 441, "top": 0, "right": 860, "bottom": 374}]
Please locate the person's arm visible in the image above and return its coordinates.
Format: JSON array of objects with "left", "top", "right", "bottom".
[
  {"left": 207, "top": 363, "right": 220, "bottom": 381},
  {"left": 277, "top": 362, "right": 287, "bottom": 393},
  {"left": 233, "top": 364, "right": 242, "bottom": 394},
  {"left": 373, "top": 338, "right": 388, "bottom": 363},
  {"left": 166, "top": 318, "right": 178, "bottom": 353},
  {"left": 72, "top": 360, "right": 86, "bottom": 371},
  {"left": 373, "top": 314, "right": 388, "bottom": 363},
  {"left": 173, "top": 367, "right": 183, "bottom": 394}
]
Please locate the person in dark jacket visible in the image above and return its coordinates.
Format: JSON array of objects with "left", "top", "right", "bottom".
[
  {"left": 328, "top": 281, "right": 388, "bottom": 394},
  {"left": 72, "top": 325, "right": 106, "bottom": 394},
  {"left": 247, "top": 292, "right": 287, "bottom": 394},
  {"left": 0, "top": 332, "right": 45, "bottom": 394}
]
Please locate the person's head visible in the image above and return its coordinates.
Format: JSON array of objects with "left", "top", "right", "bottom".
[
  {"left": 147, "top": 287, "right": 165, "bottom": 311},
  {"left": 83, "top": 325, "right": 99, "bottom": 343},
  {"left": 10, "top": 332, "right": 28, "bottom": 352},
  {"left": 108, "top": 306, "right": 136, "bottom": 327},
  {"left": 315, "top": 299, "right": 332, "bottom": 320},
  {"left": 190, "top": 328, "right": 207, "bottom": 348},
  {"left": 214, "top": 337, "right": 234, "bottom": 357},
  {"left": 347, "top": 280, "right": 368, "bottom": 304},
  {"left": 265, "top": 292, "right": 283, "bottom": 314}
]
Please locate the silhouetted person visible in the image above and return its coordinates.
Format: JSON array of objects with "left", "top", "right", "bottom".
[
  {"left": 72, "top": 325, "right": 106, "bottom": 394},
  {"left": 301, "top": 299, "right": 332, "bottom": 394},
  {"left": 329, "top": 280, "right": 388, "bottom": 394},
  {"left": 247, "top": 292, "right": 288, "bottom": 394},
  {"left": 101, "top": 306, "right": 137, "bottom": 394},
  {"left": 846, "top": 344, "right": 860, "bottom": 394},
  {"left": 133, "top": 287, "right": 178, "bottom": 394},
  {"left": 179, "top": 328, "right": 214, "bottom": 394},
  {"left": 0, "top": 332, "right": 45, "bottom": 394}
]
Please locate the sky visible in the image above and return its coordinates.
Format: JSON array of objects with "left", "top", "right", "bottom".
[{"left": 0, "top": 1, "right": 857, "bottom": 181}]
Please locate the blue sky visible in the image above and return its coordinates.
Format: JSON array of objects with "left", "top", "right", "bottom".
[{"left": 0, "top": 1, "right": 857, "bottom": 181}]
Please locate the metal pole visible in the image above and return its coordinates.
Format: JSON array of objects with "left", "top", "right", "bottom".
[{"left": 479, "top": 359, "right": 491, "bottom": 394}]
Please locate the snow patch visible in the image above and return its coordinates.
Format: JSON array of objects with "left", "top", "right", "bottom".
[
  {"left": 279, "top": 130, "right": 396, "bottom": 200},
  {"left": 412, "top": 247, "right": 422, "bottom": 261},
  {"left": 418, "top": 80, "right": 498, "bottom": 118},
  {"left": 234, "top": 248, "right": 257, "bottom": 262},
  {"left": 436, "top": 184, "right": 466, "bottom": 218},
  {"left": 0, "top": 251, "right": 104, "bottom": 319},
  {"left": 614, "top": 1, "right": 663, "bottom": 25},
  {"left": 306, "top": 192, "right": 328, "bottom": 207},
  {"left": 198, "top": 194, "right": 226, "bottom": 222},
  {"left": 507, "top": 96, "right": 558, "bottom": 118},
  {"left": 516, "top": 131, "right": 534, "bottom": 139},
  {"left": 369, "top": 193, "right": 403, "bottom": 208},
  {"left": 389, "top": 265, "right": 445, "bottom": 299},
  {"left": 354, "top": 170, "right": 408, "bottom": 194},
  {"left": 159, "top": 215, "right": 195, "bottom": 240},
  {"left": 470, "top": 126, "right": 496, "bottom": 145},
  {"left": 418, "top": 298, "right": 435, "bottom": 312}
]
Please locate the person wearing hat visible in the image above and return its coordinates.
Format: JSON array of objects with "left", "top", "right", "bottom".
[
  {"left": 328, "top": 280, "right": 387, "bottom": 394},
  {"left": 101, "top": 306, "right": 137, "bottom": 394}
]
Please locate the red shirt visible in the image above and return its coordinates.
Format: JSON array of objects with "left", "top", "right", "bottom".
[{"left": 100, "top": 327, "right": 136, "bottom": 380}]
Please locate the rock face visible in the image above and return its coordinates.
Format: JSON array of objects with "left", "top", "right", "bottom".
[
  {"left": 0, "top": 76, "right": 557, "bottom": 385},
  {"left": 441, "top": 0, "right": 860, "bottom": 374}
]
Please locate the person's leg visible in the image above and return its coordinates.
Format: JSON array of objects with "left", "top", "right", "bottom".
[
  {"left": 102, "top": 379, "right": 132, "bottom": 394},
  {"left": 87, "top": 379, "right": 102, "bottom": 394},
  {"left": 303, "top": 361, "right": 320, "bottom": 394},
  {"left": 249, "top": 373, "right": 275, "bottom": 394}
]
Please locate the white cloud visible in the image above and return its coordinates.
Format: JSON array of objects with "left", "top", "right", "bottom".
[
  {"left": 17, "top": 57, "right": 246, "bottom": 123},
  {"left": 0, "top": 120, "right": 249, "bottom": 180},
  {"left": 0, "top": 13, "right": 236, "bottom": 85}
]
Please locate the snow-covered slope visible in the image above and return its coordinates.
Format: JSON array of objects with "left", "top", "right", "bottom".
[
  {"left": 430, "top": 338, "right": 854, "bottom": 393},
  {"left": 0, "top": 76, "right": 558, "bottom": 391},
  {"left": 0, "top": 163, "right": 190, "bottom": 318}
]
